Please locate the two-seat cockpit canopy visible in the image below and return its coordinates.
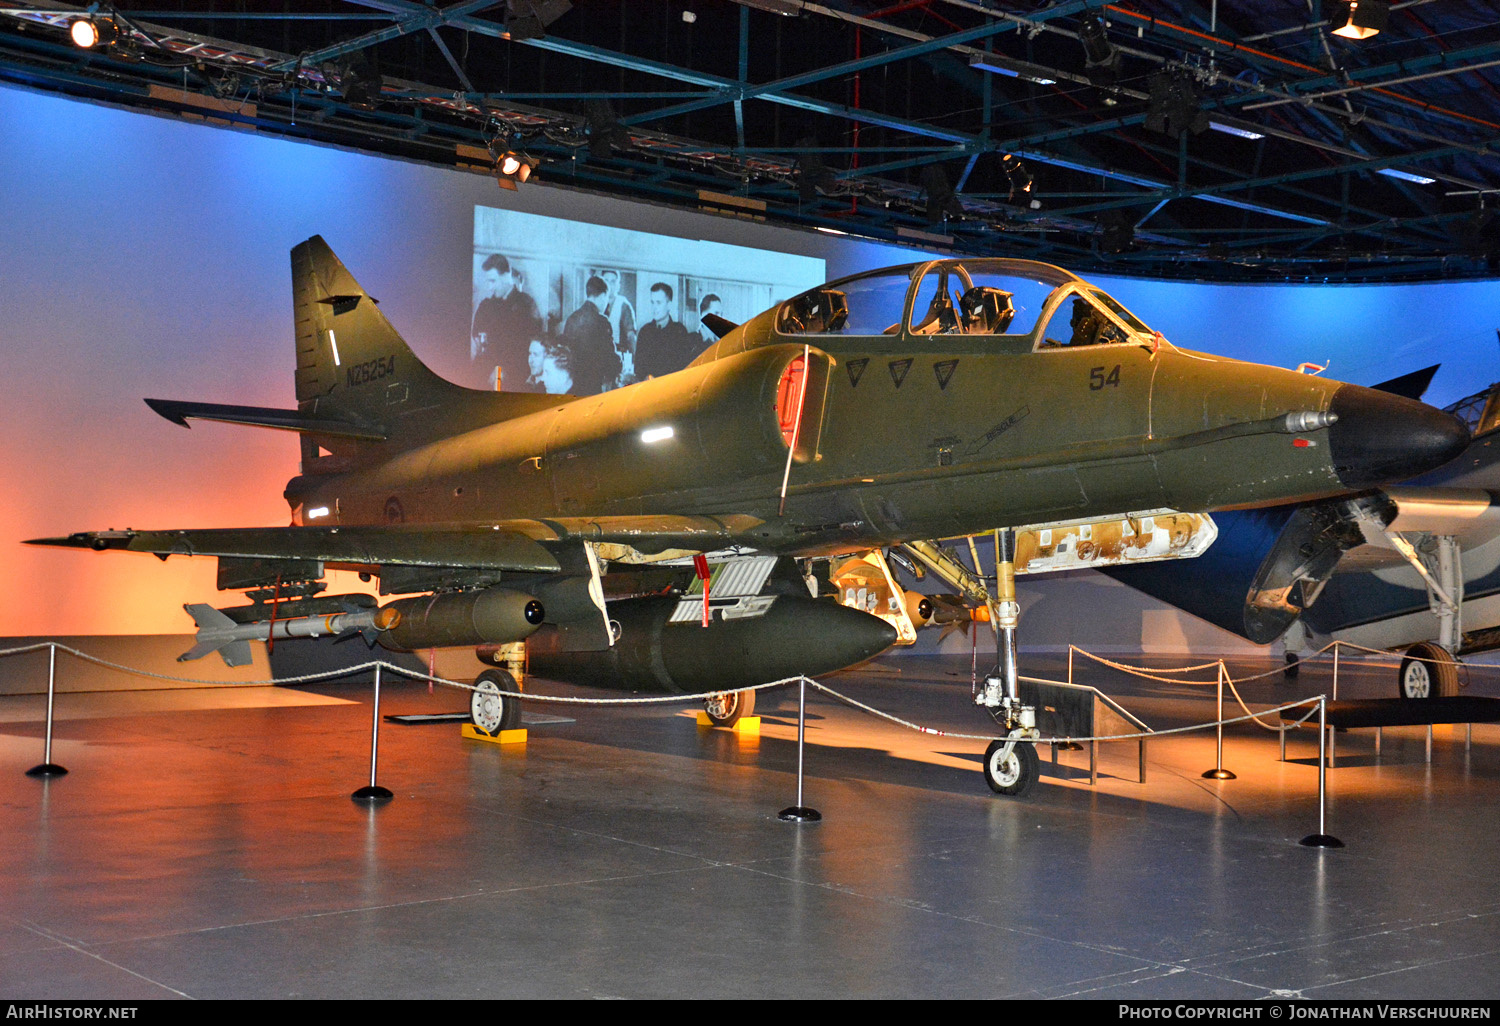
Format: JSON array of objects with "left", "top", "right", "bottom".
[{"left": 775, "top": 259, "right": 1153, "bottom": 351}]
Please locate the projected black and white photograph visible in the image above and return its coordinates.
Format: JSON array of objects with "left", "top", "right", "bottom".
[{"left": 471, "top": 206, "right": 825, "bottom": 394}]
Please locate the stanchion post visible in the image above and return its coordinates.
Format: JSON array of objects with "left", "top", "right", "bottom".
[
  {"left": 1300, "top": 697, "right": 1344, "bottom": 848},
  {"left": 779, "top": 676, "right": 821, "bottom": 822},
  {"left": 1202, "top": 660, "right": 1236, "bottom": 780},
  {"left": 352, "top": 662, "right": 394, "bottom": 803},
  {"left": 26, "top": 644, "right": 68, "bottom": 779},
  {"left": 1332, "top": 641, "right": 1340, "bottom": 702}
]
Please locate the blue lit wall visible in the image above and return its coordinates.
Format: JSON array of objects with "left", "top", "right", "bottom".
[{"left": 3, "top": 81, "right": 1498, "bottom": 639}]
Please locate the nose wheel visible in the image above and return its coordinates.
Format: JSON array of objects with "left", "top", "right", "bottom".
[{"left": 983, "top": 738, "right": 1039, "bottom": 796}]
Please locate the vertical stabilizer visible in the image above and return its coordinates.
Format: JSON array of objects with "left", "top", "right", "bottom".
[
  {"left": 291, "top": 235, "right": 461, "bottom": 428},
  {"left": 288, "top": 236, "right": 569, "bottom": 476}
]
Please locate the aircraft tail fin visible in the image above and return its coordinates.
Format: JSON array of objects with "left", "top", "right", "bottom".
[
  {"left": 289, "top": 236, "right": 561, "bottom": 471},
  {"left": 291, "top": 235, "right": 460, "bottom": 425}
]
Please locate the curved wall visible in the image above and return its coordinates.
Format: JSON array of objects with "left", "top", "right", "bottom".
[{"left": 3, "top": 83, "right": 1498, "bottom": 641}]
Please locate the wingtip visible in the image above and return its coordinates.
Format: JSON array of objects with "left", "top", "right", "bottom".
[{"left": 144, "top": 398, "right": 192, "bottom": 428}]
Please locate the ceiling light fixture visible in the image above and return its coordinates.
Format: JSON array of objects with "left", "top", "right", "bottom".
[
  {"left": 69, "top": 16, "right": 118, "bottom": 49},
  {"left": 505, "top": 0, "right": 573, "bottom": 41},
  {"left": 968, "top": 54, "right": 1054, "bottom": 87},
  {"left": 1077, "top": 14, "right": 1122, "bottom": 86},
  {"left": 495, "top": 151, "right": 539, "bottom": 190},
  {"left": 1331, "top": 0, "right": 1389, "bottom": 40},
  {"left": 1378, "top": 168, "right": 1436, "bottom": 185},
  {"left": 1209, "top": 121, "right": 1265, "bottom": 141},
  {"left": 1000, "top": 154, "right": 1032, "bottom": 202}
]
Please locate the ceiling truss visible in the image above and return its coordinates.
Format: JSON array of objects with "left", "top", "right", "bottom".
[{"left": 1, "top": 0, "right": 1497, "bottom": 282}]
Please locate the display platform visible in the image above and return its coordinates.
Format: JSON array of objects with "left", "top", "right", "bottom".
[{"left": 2, "top": 651, "right": 1497, "bottom": 1000}]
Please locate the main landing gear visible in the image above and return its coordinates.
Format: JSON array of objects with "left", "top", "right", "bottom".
[
  {"left": 703, "top": 689, "right": 756, "bottom": 727},
  {"left": 1397, "top": 642, "right": 1459, "bottom": 700},
  {"left": 471, "top": 668, "right": 522, "bottom": 735}
]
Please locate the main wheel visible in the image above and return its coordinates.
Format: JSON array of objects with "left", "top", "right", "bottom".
[
  {"left": 1397, "top": 642, "right": 1458, "bottom": 699},
  {"left": 1283, "top": 651, "right": 1301, "bottom": 681},
  {"left": 983, "top": 738, "right": 1039, "bottom": 797},
  {"left": 703, "top": 689, "right": 755, "bottom": 727},
  {"left": 471, "top": 669, "right": 522, "bottom": 735}
]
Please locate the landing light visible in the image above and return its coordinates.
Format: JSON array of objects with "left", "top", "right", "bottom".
[
  {"left": 641, "top": 426, "right": 674, "bottom": 444},
  {"left": 307, "top": 506, "right": 331, "bottom": 519}
]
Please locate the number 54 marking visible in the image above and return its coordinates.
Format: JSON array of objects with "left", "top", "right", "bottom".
[{"left": 1089, "top": 365, "right": 1121, "bottom": 390}]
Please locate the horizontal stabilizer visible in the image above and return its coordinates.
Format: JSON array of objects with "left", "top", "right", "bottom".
[{"left": 144, "top": 399, "right": 386, "bottom": 441}]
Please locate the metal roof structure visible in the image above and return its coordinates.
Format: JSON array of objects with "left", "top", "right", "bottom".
[{"left": 2, "top": 0, "right": 1498, "bottom": 282}]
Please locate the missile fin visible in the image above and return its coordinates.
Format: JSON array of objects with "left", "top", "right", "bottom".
[
  {"left": 218, "top": 640, "right": 255, "bottom": 668},
  {"left": 184, "top": 603, "right": 237, "bottom": 630}
]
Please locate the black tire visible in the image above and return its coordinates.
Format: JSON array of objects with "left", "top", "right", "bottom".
[
  {"left": 471, "top": 668, "right": 522, "bottom": 734},
  {"left": 703, "top": 689, "right": 755, "bottom": 727},
  {"left": 1397, "top": 642, "right": 1459, "bottom": 699},
  {"left": 983, "top": 738, "right": 1039, "bottom": 797},
  {"left": 1283, "top": 651, "right": 1301, "bottom": 682}
]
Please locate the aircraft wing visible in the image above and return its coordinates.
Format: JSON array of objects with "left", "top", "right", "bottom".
[
  {"left": 1337, "top": 487, "right": 1500, "bottom": 574},
  {"left": 29, "top": 514, "right": 770, "bottom": 656},
  {"left": 26, "top": 514, "right": 766, "bottom": 574},
  {"left": 28, "top": 524, "right": 564, "bottom": 573}
]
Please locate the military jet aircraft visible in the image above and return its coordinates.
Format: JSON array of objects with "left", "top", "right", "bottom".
[{"left": 30, "top": 237, "right": 1469, "bottom": 795}]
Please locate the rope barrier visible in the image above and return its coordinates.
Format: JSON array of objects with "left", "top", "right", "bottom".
[{"left": 0, "top": 640, "right": 1331, "bottom": 747}]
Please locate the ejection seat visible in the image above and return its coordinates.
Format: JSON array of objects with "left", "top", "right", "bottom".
[
  {"left": 778, "top": 288, "right": 848, "bottom": 334},
  {"left": 958, "top": 286, "right": 1016, "bottom": 335}
]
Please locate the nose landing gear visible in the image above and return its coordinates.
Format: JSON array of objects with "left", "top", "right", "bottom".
[{"left": 974, "top": 528, "right": 1041, "bottom": 797}]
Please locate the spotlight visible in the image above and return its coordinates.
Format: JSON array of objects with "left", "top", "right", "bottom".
[
  {"left": 1145, "top": 70, "right": 1209, "bottom": 139},
  {"left": 795, "top": 136, "right": 834, "bottom": 204},
  {"left": 1077, "top": 14, "right": 1122, "bottom": 86},
  {"left": 1000, "top": 153, "right": 1032, "bottom": 203},
  {"left": 584, "top": 100, "right": 629, "bottom": 160},
  {"left": 69, "top": 16, "right": 118, "bottom": 49},
  {"left": 336, "top": 52, "right": 383, "bottom": 109},
  {"left": 1099, "top": 211, "right": 1135, "bottom": 254},
  {"left": 1331, "top": 0, "right": 1388, "bottom": 40},
  {"left": 919, "top": 165, "right": 964, "bottom": 225},
  {"left": 506, "top": 0, "right": 573, "bottom": 41},
  {"left": 495, "top": 151, "right": 539, "bottom": 190}
]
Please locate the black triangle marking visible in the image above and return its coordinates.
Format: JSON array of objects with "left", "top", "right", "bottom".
[
  {"left": 934, "top": 359, "right": 959, "bottom": 390},
  {"left": 847, "top": 357, "right": 869, "bottom": 387},
  {"left": 889, "top": 358, "right": 913, "bottom": 388}
]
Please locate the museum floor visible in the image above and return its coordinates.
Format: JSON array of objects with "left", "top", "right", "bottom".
[{"left": 2, "top": 651, "right": 1498, "bottom": 1001}]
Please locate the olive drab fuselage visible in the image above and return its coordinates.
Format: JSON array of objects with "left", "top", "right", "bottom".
[{"left": 295, "top": 259, "right": 1355, "bottom": 556}]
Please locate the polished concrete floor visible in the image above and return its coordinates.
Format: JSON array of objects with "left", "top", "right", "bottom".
[{"left": 2, "top": 650, "right": 1499, "bottom": 1000}]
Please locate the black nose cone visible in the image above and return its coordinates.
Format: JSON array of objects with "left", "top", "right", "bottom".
[{"left": 1328, "top": 384, "right": 1470, "bottom": 489}]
